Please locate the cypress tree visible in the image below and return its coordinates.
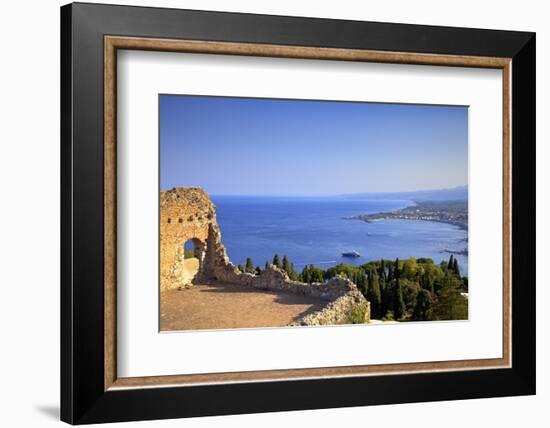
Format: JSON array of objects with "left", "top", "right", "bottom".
[
  {"left": 379, "top": 275, "right": 387, "bottom": 316},
  {"left": 301, "top": 265, "right": 310, "bottom": 283},
  {"left": 379, "top": 259, "right": 386, "bottom": 281},
  {"left": 394, "top": 258, "right": 400, "bottom": 280},
  {"left": 357, "top": 271, "right": 367, "bottom": 295},
  {"left": 447, "top": 254, "right": 454, "bottom": 270},
  {"left": 282, "top": 255, "right": 291, "bottom": 274},
  {"left": 462, "top": 276, "right": 469, "bottom": 292},
  {"left": 272, "top": 254, "right": 281, "bottom": 268},
  {"left": 382, "top": 279, "right": 394, "bottom": 316},
  {"left": 367, "top": 271, "right": 382, "bottom": 318},
  {"left": 289, "top": 262, "right": 297, "bottom": 280},
  {"left": 394, "top": 279, "right": 405, "bottom": 320},
  {"left": 264, "top": 260, "right": 269, "bottom": 271},
  {"left": 453, "top": 257, "right": 459, "bottom": 275},
  {"left": 379, "top": 274, "right": 386, "bottom": 294},
  {"left": 245, "top": 257, "right": 254, "bottom": 273}
]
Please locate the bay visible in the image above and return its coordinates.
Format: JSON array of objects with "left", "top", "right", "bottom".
[{"left": 211, "top": 195, "right": 468, "bottom": 275}]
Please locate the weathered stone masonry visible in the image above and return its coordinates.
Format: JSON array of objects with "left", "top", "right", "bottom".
[
  {"left": 160, "top": 188, "right": 213, "bottom": 291},
  {"left": 160, "top": 187, "right": 370, "bottom": 325}
]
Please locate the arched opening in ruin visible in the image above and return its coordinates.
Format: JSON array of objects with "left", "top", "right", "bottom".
[{"left": 180, "top": 238, "right": 206, "bottom": 285}]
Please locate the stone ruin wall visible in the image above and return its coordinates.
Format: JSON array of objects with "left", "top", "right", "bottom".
[
  {"left": 160, "top": 187, "right": 370, "bottom": 325},
  {"left": 160, "top": 188, "right": 214, "bottom": 292}
]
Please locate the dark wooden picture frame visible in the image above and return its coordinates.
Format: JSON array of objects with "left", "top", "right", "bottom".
[{"left": 61, "top": 2, "right": 536, "bottom": 424}]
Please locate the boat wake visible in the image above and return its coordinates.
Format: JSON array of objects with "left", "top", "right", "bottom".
[{"left": 294, "top": 260, "right": 337, "bottom": 267}]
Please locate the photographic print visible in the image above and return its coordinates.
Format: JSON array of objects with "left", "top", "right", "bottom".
[
  {"left": 159, "top": 95, "right": 469, "bottom": 331},
  {"left": 62, "top": 8, "right": 534, "bottom": 421}
]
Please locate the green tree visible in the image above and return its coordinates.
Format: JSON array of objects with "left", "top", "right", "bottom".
[
  {"left": 183, "top": 248, "right": 195, "bottom": 259},
  {"left": 394, "top": 258, "right": 401, "bottom": 280},
  {"left": 264, "top": 260, "right": 270, "bottom": 271},
  {"left": 367, "top": 271, "right": 382, "bottom": 319},
  {"left": 379, "top": 259, "right": 387, "bottom": 281},
  {"left": 255, "top": 266, "right": 262, "bottom": 275},
  {"left": 393, "top": 279, "right": 405, "bottom": 320},
  {"left": 272, "top": 254, "right": 281, "bottom": 268},
  {"left": 301, "top": 264, "right": 324, "bottom": 283},
  {"left": 289, "top": 263, "right": 299, "bottom": 281},
  {"left": 402, "top": 279, "right": 421, "bottom": 313},
  {"left": 412, "top": 289, "right": 433, "bottom": 321},
  {"left": 421, "top": 262, "right": 442, "bottom": 295},
  {"left": 355, "top": 271, "right": 367, "bottom": 294},
  {"left": 432, "top": 274, "right": 468, "bottom": 320},
  {"left": 245, "top": 257, "right": 255, "bottom": 273},
  {"left": 326, "top": 263, "right": 363, "bottom": 280},
  {"left": 310, "top": 265, "right": 325, "bottom": 283},
  {"left": 382, "top": 279, "right": 394, "bottom": 316},
  {"left": 402, "top": 257, "right": 418, "bottom": 280},
  {"left": 433, "top": 276, "right": 443, "bottom": 295},
  {"left": 379, "top": 274, "right": 386, "bottom": 298},
  {"left": 282, "top": 255, "right": 291, "bottom": 275},
  {"left": 452, "top": 257, "right": 460, "bottom": 275},
  {"left": 382, "top": 311, "right": 395, "bottom": 321},
  {"left": 461, "top": 276, "right": 469, "bottom": 292},
  {"left": 301, "top": 265, "right": 310, "bottom": 283},
  {"left": 447, "top": 254, "right": 454, "bottom": 270}
]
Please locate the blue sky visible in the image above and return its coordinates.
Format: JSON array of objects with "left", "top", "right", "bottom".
[{"left": 160, "top": 95, "right": 468, "bottom": 196}]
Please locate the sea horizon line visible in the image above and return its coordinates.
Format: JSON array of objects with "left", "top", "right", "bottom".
[{"left": 160, "top": 184, "right": 468, "bottom": 199}]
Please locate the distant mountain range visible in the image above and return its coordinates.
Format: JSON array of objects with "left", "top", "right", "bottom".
[{"left": 343, "top": 185, "right": 468, "bottom": 201}]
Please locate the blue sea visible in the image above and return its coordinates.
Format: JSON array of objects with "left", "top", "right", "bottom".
[{"left": 211, "top": 196, "right": 468, "bottom": 275}]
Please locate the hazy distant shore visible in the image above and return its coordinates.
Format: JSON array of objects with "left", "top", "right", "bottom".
[{"left": 345, "top": 200, "right": 468, "bottom": 231}]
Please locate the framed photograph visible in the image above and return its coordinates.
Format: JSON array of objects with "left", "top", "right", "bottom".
[{"left": 61, "top": 2, "right": 536, "bottom": 424}]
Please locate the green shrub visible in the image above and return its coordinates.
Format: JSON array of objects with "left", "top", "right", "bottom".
[
  {"left": 349, "top": 304, "right": 368, "bottom": 324},
  {"left": 382, "top": 310, "right": 395, "bottom": 321},
  {"left": 183, "top": 248, "right": 194, "bottom": 259}
]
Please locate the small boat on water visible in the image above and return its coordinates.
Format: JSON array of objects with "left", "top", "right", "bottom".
[{"left": 342, "top": 250, "right": 361, "bottom": 258}]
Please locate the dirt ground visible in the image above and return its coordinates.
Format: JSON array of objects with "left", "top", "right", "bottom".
[
  {"left": 160, "top": 282, "right": 327, "bottom": 331},
  {"left": 180, "top": 258, "right": 199, "bottom": 285}
]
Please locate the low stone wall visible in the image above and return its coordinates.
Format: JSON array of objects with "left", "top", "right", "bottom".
[
  {"left": 199, "top": 223, "right": 370, "bottom": 325},
  {"left": 291, "top": 289, "right": 370, "bottom": 326}
]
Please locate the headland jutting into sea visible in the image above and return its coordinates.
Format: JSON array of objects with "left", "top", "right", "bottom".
[{"left": 346, "top": 200, "right": 468, "bottom": 231}]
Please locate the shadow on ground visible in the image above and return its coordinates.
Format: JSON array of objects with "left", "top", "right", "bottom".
[
  {"left": 196, "top": 282, "right": 325, "bottom": 321},
  {"left": 35, "top": 405, "right": 59, "bottom": 420}
]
